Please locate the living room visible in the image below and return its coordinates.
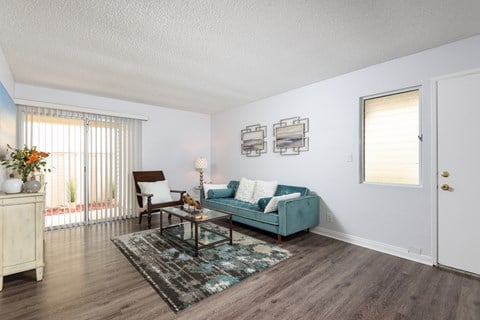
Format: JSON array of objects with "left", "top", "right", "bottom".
[{"left": 1, "top": 2, "right": 480, "bottom": 319}]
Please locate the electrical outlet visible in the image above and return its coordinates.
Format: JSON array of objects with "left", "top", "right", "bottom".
[{"left": 326, "top": 213, "right": 333, "bottom": 222}]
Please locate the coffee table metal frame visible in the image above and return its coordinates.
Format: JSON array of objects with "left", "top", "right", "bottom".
[{"left": 160, "top": 206, "right": 233, "bottom": 257}]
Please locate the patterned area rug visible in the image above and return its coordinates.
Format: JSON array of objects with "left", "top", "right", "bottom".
[{"left": 112, "top": 223, "right": 291, "bottom": 312}]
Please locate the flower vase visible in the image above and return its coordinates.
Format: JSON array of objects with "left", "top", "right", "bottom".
[
  {"left": 2, "top": 176, "right": 23, "bottom": 193},
  {"left": 23, "top": 176, "right": 42, "bottom": 193}
]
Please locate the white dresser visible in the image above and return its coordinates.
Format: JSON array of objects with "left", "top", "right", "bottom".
[{"left": 0, "top": 192, "right": 45, "bottom": 291}]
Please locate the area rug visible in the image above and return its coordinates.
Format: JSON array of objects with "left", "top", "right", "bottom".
[{"left": 111, "top": 223, "right": 291, "bottom": 312}]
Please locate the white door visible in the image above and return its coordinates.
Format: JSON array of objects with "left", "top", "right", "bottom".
[{"left": 437, "top": 71, "right": 480, "bottom": 275}]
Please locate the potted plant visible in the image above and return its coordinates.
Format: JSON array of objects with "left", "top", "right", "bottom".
[
  {"left": 66, "top": 178, "right": 76, "bottom": 209},
  {"left": 0, "top": 144, "right": 50, "bottom": 193},
  {"left": 111, "top": 182, "right": 116, "bottom": 204}
]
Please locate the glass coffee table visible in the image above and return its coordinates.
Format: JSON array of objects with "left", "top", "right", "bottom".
[{"left": 160, "top": 206, "right": 232, "bottom": 257}]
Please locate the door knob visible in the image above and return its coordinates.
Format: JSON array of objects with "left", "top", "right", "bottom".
[
  {"left": 440, "top": 171, "right": 450, "bottom": 177},
  {"left": 441, "top": 184, "right": 450, "bottom": 191}
]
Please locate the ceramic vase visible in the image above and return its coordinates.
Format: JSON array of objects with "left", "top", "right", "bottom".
[
  {"left": 23, "top": 176, "right": 42, "bottom": 193},
  {"left": 2, "top": 177, "right": 23, "bottom": 194}
]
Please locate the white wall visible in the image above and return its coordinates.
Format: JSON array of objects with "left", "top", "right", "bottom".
[
  {"left": 15, "top": 84, "right": 211, "bottom": 195},
  {"left": 0, "top": 45, "right": 14, "bottom": 97},
  {"left": 0, "top": 45, "right": 15, "bottom": 190},
  {"left": 211, "top": 35, "right": 480, "bottom": 263}
]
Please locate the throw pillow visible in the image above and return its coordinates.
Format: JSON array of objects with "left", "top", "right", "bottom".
[
  {"left": 137, "top": 180, "right": 173, "bottom": 206},
  {"left": 207, "top": 188, "right": 235, "bottom": 199},
  {"left": 234, "top": 177, "right": 256, "bottom": 203},
  {"left": 257, "top": 197, "right": 272, "bottom": 211},
  {"left": 251, "top": 180, "right": 278, "bottom": 204},
  {"left": 203, "top": 183, "right": 228, "bottom": 199},
  {"left": 264, "top": 192, "right": 301, "bottom": 213}
]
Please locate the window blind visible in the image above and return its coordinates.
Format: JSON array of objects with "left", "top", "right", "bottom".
[
  {"left": 363, "top": 89, "right": 420, "bottom": 185},
  {"left": 17, "top": 105, "right": 142, "bottom": 229}
]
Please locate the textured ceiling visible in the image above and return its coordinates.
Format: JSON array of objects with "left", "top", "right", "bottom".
[{"left": 0, "top": 1, "right": 479, "bottom": 114}]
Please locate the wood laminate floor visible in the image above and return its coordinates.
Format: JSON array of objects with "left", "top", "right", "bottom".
[{"left": 1, "top": 217, "right": 479, "bottom": 320}]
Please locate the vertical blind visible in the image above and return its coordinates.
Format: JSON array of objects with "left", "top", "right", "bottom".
[
  {"left": 17, "top": 105, "right": 142, "bottom": 229},
  {"left": 363, "top": 89, "right": 420, "bottom": 185}
]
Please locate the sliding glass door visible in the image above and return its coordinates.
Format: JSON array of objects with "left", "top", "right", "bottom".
[{"left": 17, "top": 105, "right": 141, "bottom": 229}]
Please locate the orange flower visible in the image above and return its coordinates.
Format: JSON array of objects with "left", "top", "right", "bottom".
[
  {"left": 27, "top": 153, "right": 39, "bottom": 164},
  {"left": 1, "top": 145, "right": 51, "bottom": 183}
]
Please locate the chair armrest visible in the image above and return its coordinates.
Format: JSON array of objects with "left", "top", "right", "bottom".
[
  {"left": 171, "top": 189, "right": 186, "bottom": 201},
  {"left": 137, "top": 190, "right": 186, "bottom": 210},
  {"left": 136, "top": 192, "right": 153, "bottom": 198},
  {"left": 278, "top": 195, "right": 319, "bottom": 236},
  {"left": 136, "top": 192, "right": 154, "bottom": 211}
]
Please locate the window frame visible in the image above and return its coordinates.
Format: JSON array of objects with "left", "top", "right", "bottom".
[{"left": 359, "top": 86, "right": 423, "bottom": 187}]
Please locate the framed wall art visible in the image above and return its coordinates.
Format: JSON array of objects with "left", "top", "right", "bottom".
[
  {"left": 241, "top": 124, "right": 267, "bottom": 157},
  {"left": 273, "top": 116, "right": 309, "bottom": 155}
]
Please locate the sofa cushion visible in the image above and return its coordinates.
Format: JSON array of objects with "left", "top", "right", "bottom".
[
  {"left": 204, "top": 198, "right": 279, "bottom": 225},
  {"left": 203, "top": 183, "right": 228, "bottom": 199},
  {"left": 235, "top": 178, "right": 256, "bottom": 202},
  {"left": 275, "top": 184, "right": 309, "bottom": 197},
  {"left": 257, "top": 197, "right": 272, "bottom": 211},
  {"left": 264, "top": 192, "right": 301, "bottom": 213},
  {"left": 207, "top": 188, "right": 234, "bottom": 199},
  {"left": 251, "top": 180, "right": 278, "bottom": 203},
  {"left": 227, "top": 180, "right": 240, "bottom": 193}
]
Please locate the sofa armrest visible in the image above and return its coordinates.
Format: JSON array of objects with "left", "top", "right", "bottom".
[{"left": 277, "top": 195, "right": 319, "bottom": 236}]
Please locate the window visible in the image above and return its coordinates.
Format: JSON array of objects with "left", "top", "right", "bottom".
[
  {"left": 361, "top": 88, "right": 421, "bottom": 185},
  {"left": 17, "top": 105, "right": 142, "bottom": 229}
]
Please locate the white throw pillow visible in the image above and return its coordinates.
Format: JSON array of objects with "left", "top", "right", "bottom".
[
  {"left": 264, "top": 192, "right": 301, "bottom": 213},
  {"left": 251, "top": 180, "right": 278, "bottom": 204},
  {"left": 138, "top": 180, "right": 173, "bottom": 205},
  {"left": 203, "top": 183, "right": 228, "bottom": 199},
  {"left": 234, "top": 177, "right": 256, "bottom": 203}
]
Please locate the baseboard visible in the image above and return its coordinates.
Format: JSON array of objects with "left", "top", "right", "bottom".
[{"left": 312, "top": 226, "right": 433, "bottom": 266}]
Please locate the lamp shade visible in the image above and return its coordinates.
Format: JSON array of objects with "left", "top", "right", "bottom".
[{"left": 194, "top": 157, "right": 208, "bottom": 170}]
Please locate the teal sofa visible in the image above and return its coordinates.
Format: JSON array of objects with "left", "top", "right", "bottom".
[{"left": 200, "top": 180, "right": 319, "bottom": 242}]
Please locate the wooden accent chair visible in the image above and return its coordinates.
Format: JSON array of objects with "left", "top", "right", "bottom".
[{"left": 133, "top": 171, "right": 185, "bottom": 228}]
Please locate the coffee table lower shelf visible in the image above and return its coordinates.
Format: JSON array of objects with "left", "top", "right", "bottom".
[{"left": 160, "top": 207, "right": 232, "bottom": 257}]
